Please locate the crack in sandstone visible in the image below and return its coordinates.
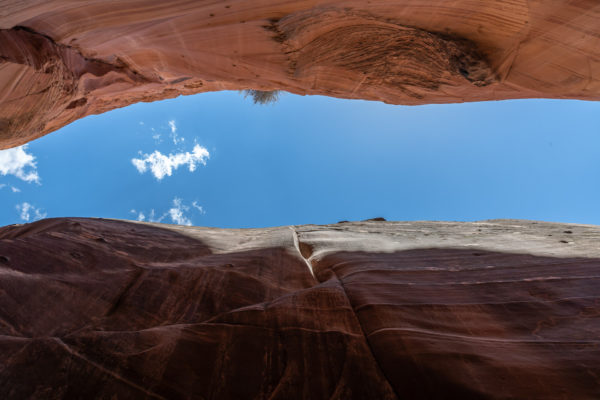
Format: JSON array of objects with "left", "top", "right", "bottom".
[
  {"left": 104, "top": 268, "right": 148, "bottom": 317},
  {"left": 289, "top": 226, "right": 316, "bottom": 280},
  {"left": 292, "top": 227, "right": 400, "bottom": 399},
  {"left": 328, "top": 269, "right": 401, "bottom": 400},
  {"left": 366, "top": 327, "right": 600, "bottom": 344}
]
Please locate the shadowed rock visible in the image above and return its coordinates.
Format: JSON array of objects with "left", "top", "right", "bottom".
[{"left": 1, "top": 218, "right": 599, "bottom": 399}]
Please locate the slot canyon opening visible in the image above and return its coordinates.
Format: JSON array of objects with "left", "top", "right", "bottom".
[{"left": 0, "top": 91, "right": 598, "bottom": 228}]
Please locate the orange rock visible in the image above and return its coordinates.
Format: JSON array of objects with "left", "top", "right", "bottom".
[{"left": 1, "top": 1, "right": 599, "bottom": 148}]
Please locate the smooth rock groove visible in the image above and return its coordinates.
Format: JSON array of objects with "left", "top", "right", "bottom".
[
  {"left": 1, "top": 218, "right": 600, "bottom": 399},
  {"left": 1, "top": 1, "right": 600, "bottom": 147}
]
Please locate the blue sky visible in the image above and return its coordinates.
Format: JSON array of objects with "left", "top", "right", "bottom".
[{"left": 0, "top": 91, "right": 599, "bottom": 228}]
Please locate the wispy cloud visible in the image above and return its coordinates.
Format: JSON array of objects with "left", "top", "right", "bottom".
[
  {"left": 169, "top": 120, "right": 184, "bottom": 145},
  {"left": 149, "top": 127, "right": 162, "bottom": 143},
  {"left": 131, "top": 144, "right": 209, "bottom": 180},
  {"left": 16, "top": 202, "right": 46, "bottom": 222},
  {"left": 0, "top": 145, "right": 40, "bottom": 183},
  {"left": 192, "top": 201, "right": 205, "bottom": 214},
  {"left": 130, "top": 209, "right": 147, "bottom": 222},
  {"left": 0, "top": 184, "right": 22, "bottom": 193},
  {"left": 168, "top": 198, "right": 192, "bottom": 226},
  {"left": 131, "top": 209, "right": 165, "bottom": 223},
  {"left": 130, "top": 198, "right": 204, "bottom": 226}
]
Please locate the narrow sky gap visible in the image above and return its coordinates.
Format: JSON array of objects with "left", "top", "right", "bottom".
[{"left": 0, "top": 91, "right": 598, "bottom": 227}]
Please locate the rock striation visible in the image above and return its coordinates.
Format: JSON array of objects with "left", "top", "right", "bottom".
[
  {"left": 1, "top": 218, "right": 599, "bottom": 399},
  {"left": 1, "top": 1, "right": 600, "bottom": 147}
]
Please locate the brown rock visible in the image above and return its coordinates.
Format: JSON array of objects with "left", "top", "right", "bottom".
[
  {"left": 2, "top": 1, "right": 600, "bottom": 148},
  {"left": 1, "top": 218, "right": 599, "bottom": 399}
]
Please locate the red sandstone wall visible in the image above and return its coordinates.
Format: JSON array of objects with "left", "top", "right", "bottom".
[{"left": 0, "top": 218, "right": 599, "bottom": 399}]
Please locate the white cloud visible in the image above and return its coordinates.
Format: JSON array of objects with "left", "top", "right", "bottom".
[
  {"left": 131, "top": 144, "right": 209, "bottom": 180},
  {"left": 172, "top": 134, "right": 183, "bottom": 145},
  {"left": 130, "top": 210, "right": 146, "bottom": 221},
  {"left": 0, "top": 184, "right": 21, "bottom": 193},
  {"left": 129, "top": 198, "right": 204, "bottom": 226},
  {"left": 130, "top": 208, "right": 165, "bottom": 223},
  {"left": 169, "top": 120, "right": 184, "bottom": 145},
  {"left": 15, "top": 202, "right": 46, "bottom": 222},
  {"left": 168, "top": 198, "right": 192, "bottom": 226},
  {"left": 0, "top": 145, "right": 40, "bottom": 183},
  {"left": 192, "top": 201, "right": 205, "bottom": 214},
  {"left": 149, "top": 127, "right": 162, "bottom": 143},
  {"left": 148, "top": 209, "right": 164, "bottom": 222}
]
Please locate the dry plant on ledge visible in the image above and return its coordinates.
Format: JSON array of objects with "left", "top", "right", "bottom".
[{"left": 243, "top": 89, "right": 281, "bottom": 105}]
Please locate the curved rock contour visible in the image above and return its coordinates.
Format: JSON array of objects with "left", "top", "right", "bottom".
[
  {"left": 1, "top": 218, "right": 599, "bottom": 399},
  {"left": 1, "top": 1, "right": 600, "bottom": 147}
]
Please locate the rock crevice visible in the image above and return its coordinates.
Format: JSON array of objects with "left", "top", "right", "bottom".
[{"left": 0, "top": 25, "right": 156, "bottom": 147}]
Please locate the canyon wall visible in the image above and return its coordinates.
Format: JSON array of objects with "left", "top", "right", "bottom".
[
  {"left": 2, "top": 3, "right": 600, "bottom": 398},
  {"left": 1, "top": 218, "right": 599, "bottom": 399},
  {"left": 1, "top": 0, "right": 600, "bottom": 148}
]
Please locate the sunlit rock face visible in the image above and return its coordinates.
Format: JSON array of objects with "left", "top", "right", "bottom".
[
  {"left": 1, "top": 0, "right": 600, "bottom": 148},
  {"left": 1, "top": 218, "right": 599, "bottom": 399}
]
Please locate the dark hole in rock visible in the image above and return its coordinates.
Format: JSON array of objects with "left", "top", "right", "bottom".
[{"left": 65, "top": 97, "right": 87, "bottom": 109}]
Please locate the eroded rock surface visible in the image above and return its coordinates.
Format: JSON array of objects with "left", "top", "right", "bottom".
[
  {"left": 1, "top": 218, "right": 599, "bottom": 399},
  {"left": 1, "top": 1, "right": 600, "bottom": 147}
]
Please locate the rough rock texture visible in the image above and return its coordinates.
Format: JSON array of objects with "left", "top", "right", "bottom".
[
  {"left": 2, "top": 1, "right": 600, "bottom": 147},
  {"left": 1, "top": 218, "right": 600, "bottom": 399}
]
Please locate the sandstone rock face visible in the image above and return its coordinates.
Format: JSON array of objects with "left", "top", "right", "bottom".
[
  {"left": 1, "top": 1, "right": 600, "bottom": 147},
  {"left": 1, "top": 218, "right": 599, "bottom": 399}
]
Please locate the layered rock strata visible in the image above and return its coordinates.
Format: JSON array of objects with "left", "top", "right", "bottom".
[
  {"left": 1, "top": 1, "right": 600, "bottom": 147},
  {"left": 1, "top": 218, "right": 599, "bottom": 399}
]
